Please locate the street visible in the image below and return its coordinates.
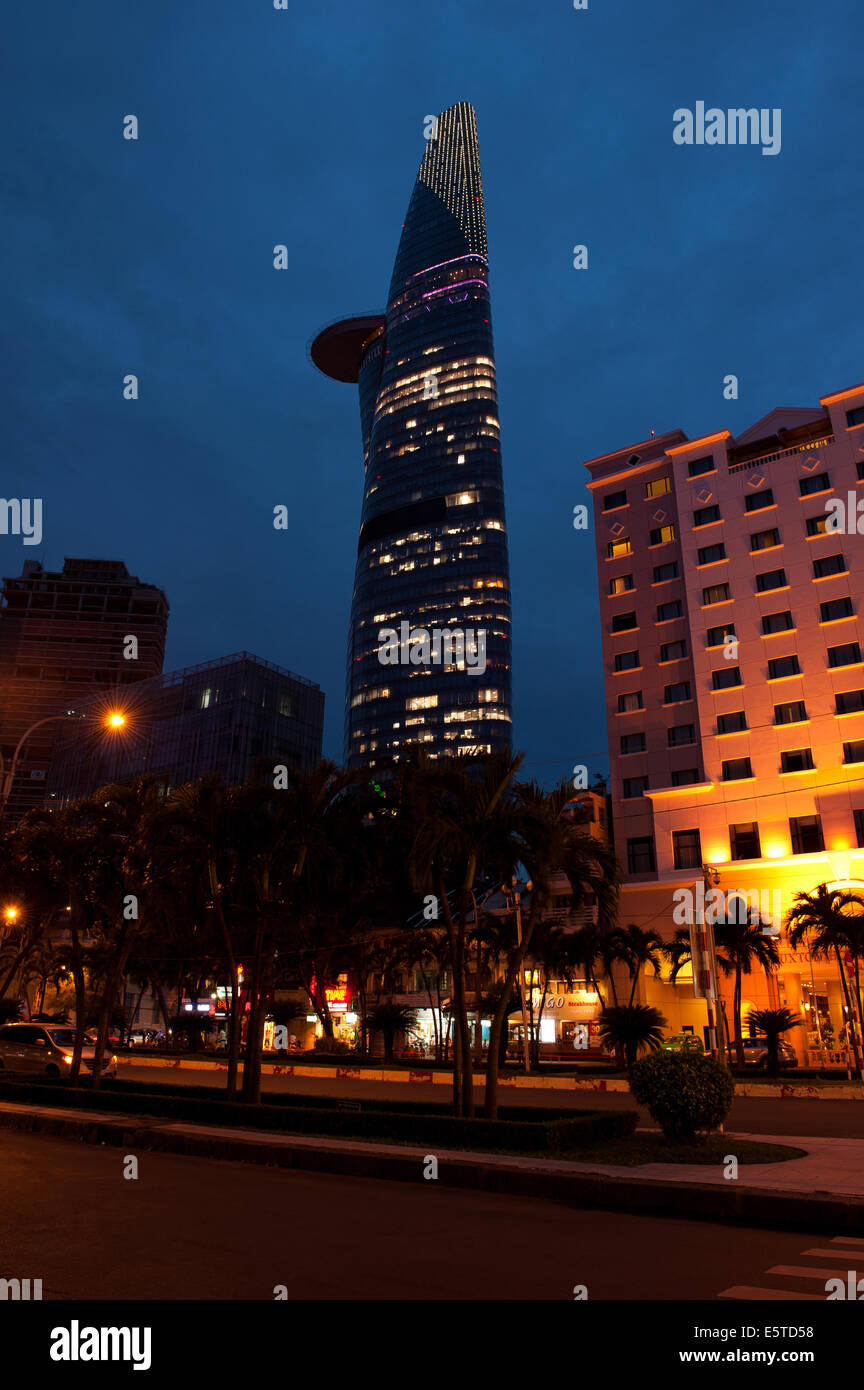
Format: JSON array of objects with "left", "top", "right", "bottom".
[
  {"left": 117, "top": 1060, "right": 864, "bottom": 1139},
  {"left": 0, "top": 1129, "right": 850, "bottom": 1301}
]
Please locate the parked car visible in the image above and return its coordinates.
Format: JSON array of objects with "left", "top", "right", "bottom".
[
  {"left": 128, "top": 1028, "right": 162, "bottom": 1048},
  {"left": 0, "top": 1023, "right": 118, "bottom": 1078},
  {"left": 661, "top": 1032, "right": 704, "bottom": 1054},
  {"left": 729, "top": 1038, "right": 798, "bottom": 1070}
]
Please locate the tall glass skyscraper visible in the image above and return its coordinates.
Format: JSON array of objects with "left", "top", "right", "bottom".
[{"left": 312, "top": 102, "right": 512, "bottom": 767}]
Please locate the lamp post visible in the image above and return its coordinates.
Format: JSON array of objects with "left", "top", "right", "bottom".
[{"left": 0, "top": 710, "right": 126, "bottom": 814}]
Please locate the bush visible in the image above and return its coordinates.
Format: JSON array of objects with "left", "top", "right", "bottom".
[
  {"left": 629, "top": 1050, "right": 733, "bottom": 1144},
  {"left": 312, "top": 1036, "right": 353, "bottom": 1055}
]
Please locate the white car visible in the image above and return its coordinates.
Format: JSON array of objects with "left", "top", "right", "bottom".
[{"left": 0, "top": 1023, "right": 118, "bottom": 1078}]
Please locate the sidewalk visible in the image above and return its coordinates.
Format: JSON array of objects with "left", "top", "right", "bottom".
[{"left": 2, "top": 1097, "right": 864, "bottom": 1235}]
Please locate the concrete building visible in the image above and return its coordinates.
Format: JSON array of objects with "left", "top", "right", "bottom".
[
  {"left": 47, "top": 651, "right": 325, "bottom": 806},
  {"left": 585, "top": 381, "right": 864, "bottom": 1062},
  {"left": 0, "top": 558, "right": 168, "bottom": 820}
]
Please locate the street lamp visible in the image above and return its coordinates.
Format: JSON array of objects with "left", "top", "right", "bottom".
[{"left": 0, "top": 710, "right": 127, "bottom": 813}]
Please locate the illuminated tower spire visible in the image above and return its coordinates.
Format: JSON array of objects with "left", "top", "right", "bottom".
[{"left": 311, "top": 102, "right": 512, "bottom": 766}]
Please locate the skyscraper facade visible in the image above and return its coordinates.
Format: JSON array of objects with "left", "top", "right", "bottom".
[
  {"left": 585, "top": 381, "right": 864, "bottom": 1060},
  {"left": 311, "top": 102, "right": 512, "bottom": 767},
  {"left": 0, "top": 558, "right": 168, "bottom": 820}
]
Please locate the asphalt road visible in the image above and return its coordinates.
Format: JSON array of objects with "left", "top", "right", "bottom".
[
  {"left": 117, "top": 1060, "right": 864, "bottom": 1138},
  {"left": 0, "top": 1128, "right": 838, "bottom": 1301}
]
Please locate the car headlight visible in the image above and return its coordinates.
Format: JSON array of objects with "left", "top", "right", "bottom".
[{"left": 63, "top": 1054, "right": 74, "bottom": 1064}]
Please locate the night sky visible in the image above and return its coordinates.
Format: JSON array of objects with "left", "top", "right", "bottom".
[{"left": 3, "top": 0, "right": 862, "bottom": 783}]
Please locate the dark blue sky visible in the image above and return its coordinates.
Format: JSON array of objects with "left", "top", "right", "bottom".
[{"left": 3, "top": 0, "right": 862, "bottom": 783}]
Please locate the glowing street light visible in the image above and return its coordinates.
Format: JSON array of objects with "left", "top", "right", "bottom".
[{"left": 107, "top": 712, "right": 126, "bottom": 730}]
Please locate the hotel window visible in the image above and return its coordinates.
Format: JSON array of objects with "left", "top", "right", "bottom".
[
  {"left": 603, "top": 489, "right": 628, "bottom": 511},
  {"left": 774, "top": 700, "right": 807, "bottom": 724},
  {"left": 836, "top": 690, "right": 864, "bottom": 714},
  {"left": 698, "top": 543, "right": 726, "bottom": 565},
  {"left": 722, "top": 756, "right": 753, "bottom": 780},
  {"left": 847, "top": 406, "right": 864, "bottom": 427},
  {"left": 814, "top": 553, "right": 847, "bottom": 578},
  {"left": 627, "top": 836, "right": 656, "bottom": 874},
  {"left": 645, "top": 476, "right": 671, "bottom": 498},
  {"left": 623, "top": 775, "right": 649, "bottom": 798},
  {"left": 611, "top": 611, "right": 638, "bottom": 632},
  {"left": 653, "top": 561, "right": 679, "bottom": 582},
  {"left": 762, "top": 611, "right": 794, "bottom": 635},
  {"left": 768, "top": 655, "right": 801, "bottom": 679},
  {"left": 781, "top": 748, "right": 814, "bottom": 772},
  {"left": 712, "top": 666, "right": 742, "bottom": 690},
  {"left": 614, "top": 649, "right": 640, "bottom": 671},
  {"left": 703, "top": 582, "right": 731, "bottom": 605},
  {"left": 821, "top": 597, "right": 854, "bottom": 622},
  {"left": 855, "top": 809, "right": 864, "bottom": 848},
  {"left": 844, "top": 740, "right": 864, "bottom": 764},
  {"left": 609, "top": 574, "right": 634, "bottom": 594},
  {"left": 660, "top": 639, "right": 687, "bottom": 661},
  {"left": 756, "top": 568, "right": 787, "bottom": 592},
  {"left": 620, "top": 731, "right": 646, "bottom": 754},
  {"left": 407, "top": 695, "right": 438, "bottom": 710},
  {"left": 730, "top": 822, "right": 761, "bottom": 861},
  {"left": 706, "top": 624, "right": 735, "bottom": 647},
  {"left": 806, "top": 514, "right": 830, "bottom": 537},
  {"left": 799, "top": 472, "right": 831, "bottom": 496},
  {"left": 657, "top": 600, "right": 683, "bottom": 622},
  {"left": 745, "top": 489, "right": 775, "bottom": 512},
  {"left": 717, "top": 710, "right": 747, "bottom": 733},
  {"left": 828, "top": 642, "right": 862, "bottom": 668},
  {"left": 688, "top": 455, "right": 715, "bottom": 477},
  {"left": 671, "top": 768, "right": 700, "bottom": 786},
  {"left": 668, "top": 723, "right": 695, "bottom": 746},
  {"left": 650, "top": 524, "right": 676, "bottom": 545},
  {"left": 858, "top": 459, "right": 864, "bottom": 481},
  {"left": 673, "top": 829, "right": 702, "bottom": 870},
  {"left": 750, "top": 528, "right": 781, "bottom": 551},
  {"left": 694, "top": 504, "right": 721, "bottom": 526},
  {"left": 618, "top": 691, "right": 643, "bottom": 712},
  {"left": 664, "top": 681, "right": 691, "bottom": 703},
  {"left": 607, "top": 537, "right": 632, "bottom": 558},
  {"left": 789, "top": 814, "right": 824, "bottom": 854}
]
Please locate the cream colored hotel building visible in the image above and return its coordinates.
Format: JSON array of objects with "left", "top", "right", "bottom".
[{"left": 586, "top": 381, "right": 864, "bottom": 1063}]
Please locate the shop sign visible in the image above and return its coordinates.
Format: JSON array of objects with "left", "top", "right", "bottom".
[{"left": 539, "top": 991, "right": 600, "bottom": 1020}]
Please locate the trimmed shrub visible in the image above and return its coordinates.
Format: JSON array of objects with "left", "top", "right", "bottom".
[
  {"left": 313, "top": 1036, "right": 353, "bottom": 1055},
  {"left": 629, "top": 1050, "right": 733, "bottom": 1144},
  {"left": 0, "top": 1076, "right": 637, "bottom": 1154}
]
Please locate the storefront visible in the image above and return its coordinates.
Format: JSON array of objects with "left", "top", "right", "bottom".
[{"left": 508, "top": 979, "right": 605, "bottom": 1056}]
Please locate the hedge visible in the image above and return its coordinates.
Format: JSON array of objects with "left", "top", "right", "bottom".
[{"left": 0, "top": 1076, "right": 637, "bottom": 1153}]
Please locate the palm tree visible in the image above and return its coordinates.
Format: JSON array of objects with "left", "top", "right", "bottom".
[
  {"left": 786, "top": 884, "right": 864, "bottom": 1076},
  {"left": 599, "top": 1004, "right": 667, "bottom": 1070},
  {"left": 746, "top": 1007, "right": 802, "bottom": 1078},
  {"left": 482, "top": 777, "right": 619, "bottom": 1118},
  {"left": 615, "top": 924, "right": 665, "bottom": 1006},
  {"left": 406, "top": 749, "right": 525, "bottom": 1118},
  {"left": 364, "top": 1000, "right": 417, "bottom": 1061},
  {"left": 714, "top": 912, "right": 780, "bottom": 1069}
]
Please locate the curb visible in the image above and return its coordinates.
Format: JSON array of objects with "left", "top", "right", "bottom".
[
  {"left": 121, "top": 1057, "right": 864, "bottom": 1100},
  {"left": 2, "top": 1103, "right": 862, "bottom": 1236}
]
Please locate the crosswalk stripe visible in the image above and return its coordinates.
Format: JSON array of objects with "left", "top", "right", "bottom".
[
  {"left": 801, "top": 1248, "right": 862, "bottom": 1260},
  {"left": 766, "top": 1264, "right": 839, "bottom": 1280},
  {"left": 718, "top": 1285, "right": 825, "bottom": 1301}
]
